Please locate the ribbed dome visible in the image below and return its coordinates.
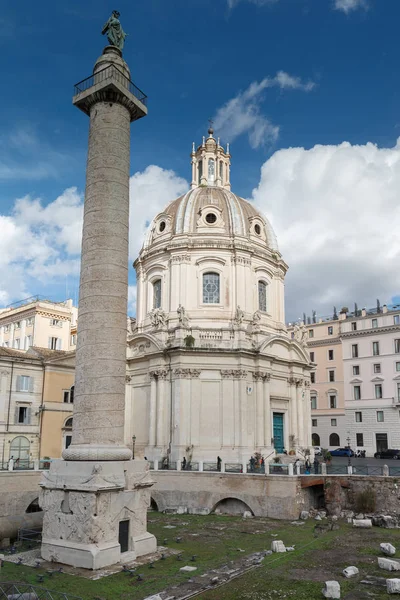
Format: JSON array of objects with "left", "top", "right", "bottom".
[{"left": 143, "top": 186, "right": 279, "bottom": 252}]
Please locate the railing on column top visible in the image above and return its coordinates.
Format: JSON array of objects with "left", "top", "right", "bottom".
[{"left": 73, "top": 65, "right": 148, "bottom": 106}]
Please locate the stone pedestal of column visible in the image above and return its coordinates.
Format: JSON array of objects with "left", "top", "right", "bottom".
[
  {"left": 40, "top": 460, "right": 156, "bottom": 569},
  {"left": 39, "top": 45, "right": 156, "bottom": 569}
]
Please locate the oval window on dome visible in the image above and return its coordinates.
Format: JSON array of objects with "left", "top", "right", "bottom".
[
  {"left": 205, "top": 213, "right": 217, "bottom": 224},
  {"left": 254, "top": 224, "right": 261, "bottom": 235},
  {"left": 159, "top": 221, "right": 166, "bottom": 233}
]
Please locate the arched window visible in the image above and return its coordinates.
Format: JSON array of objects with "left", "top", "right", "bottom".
[
  {"left": 203, "top": 272, "right": 220, "bottom": 304},
  {"left": 64, "top": 418, "right": 73, "bottom": 429},
  {"left": 258, "top": 281, "right": 267, "bottom": 312},
  {"left": 208, "top": 158, "right": 215, "bottom": 184},
  {"left": 26, "top": 498, "right": 42, "bottom": 513},
  {"left": 10, "top": 436, "right": 30, "bottom": 462},
  {"left": 198, "top": 160, "right": 203, "bottom": 184},
  {"left": 329, "top": 433, "right": 340, "bottom": 447},
  {"left": 312, "top": 433, "right": 320, "bottom": 446},
  {"left": 153, "top": 279, "right": 162, "bottom": 309},
  {"left": 219, "top": 161, "right": 223, "bottom": 180}
]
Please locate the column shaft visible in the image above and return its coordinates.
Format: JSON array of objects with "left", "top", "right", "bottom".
[
  {"left": 255, "top": 378, "right": 264, "bottom": 448},
  {"left": 149, "top": 376, "right": 157, "bottom": 446},
  {"left": 66, "top": 100, "right": 131, "bottom": 459},
  {"left": 264, "top": 377, "right": 271, "bottom": 447},
  {"left": 297, "top": 383, "right": 304, "bottom": 447}
]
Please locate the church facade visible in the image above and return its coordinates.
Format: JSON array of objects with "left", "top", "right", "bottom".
[{"left": 125, "top": 129, "right": 312, "bottom": 464}]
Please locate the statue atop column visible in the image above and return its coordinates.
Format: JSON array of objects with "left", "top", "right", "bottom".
[{"left": 102, "top": 11, "right": 127, "bottom": 51}]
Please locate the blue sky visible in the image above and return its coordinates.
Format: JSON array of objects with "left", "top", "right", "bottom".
[{"left": 1, "top": 0, "right": 400, "bottom": 320}]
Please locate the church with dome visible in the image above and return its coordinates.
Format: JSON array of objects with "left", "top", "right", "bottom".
[{"left": 125, "top": 128, "right": 312, "bottom": 465}]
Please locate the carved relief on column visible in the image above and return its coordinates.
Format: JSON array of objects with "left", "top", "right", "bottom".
[
  {"left": 125, "top": 375, "right": 132, "bottom": 383},
  {"left": 157, "top": 370, "right": 168, "bottom": 380}
]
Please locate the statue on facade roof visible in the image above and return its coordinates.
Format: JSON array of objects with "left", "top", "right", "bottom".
[{"left": 102, "top": 11, "right": 127, "bottom": 51}]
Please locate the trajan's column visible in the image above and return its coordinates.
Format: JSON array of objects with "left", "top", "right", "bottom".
[{"left": 40, "top": 12, "right": 157, "bottom": 569}]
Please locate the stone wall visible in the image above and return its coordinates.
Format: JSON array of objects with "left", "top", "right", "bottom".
[
  {"left": 0, "top": 471, "right": 42, "bottom": 541},
  {"left": 324, "top": 476, "right": 400, "bottom": 516}
]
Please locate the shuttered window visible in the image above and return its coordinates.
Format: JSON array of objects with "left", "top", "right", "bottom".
[
  {"left": 16, "top": 375, "right": 34, "bottom": 392},
  {"left": 15, "top": 406, "right": 31, "bottom": 424}
]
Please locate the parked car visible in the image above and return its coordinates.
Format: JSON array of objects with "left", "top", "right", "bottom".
[
  {"left": 330, "top": 447, "right": 354, "bottom": 457},
  {"left": 374, "top": 449, "right": 400, "bottom": 459},
  {"left": 312, "top": 446, "right": 323, "bottom": 456}
]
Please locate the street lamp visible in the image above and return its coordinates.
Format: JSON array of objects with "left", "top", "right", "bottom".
[
  {"left": 346, "top": 434, "right": 352, "bottom": 467},
  {"left": 132, "top": 435, "right": 136, "bottom": 460}
]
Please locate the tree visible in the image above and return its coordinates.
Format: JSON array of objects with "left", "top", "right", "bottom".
[
  {"left": 377, "top": 299, "right": 381, "bottom": 313},
  {"left": 333, "top": 306, "right": 338, "bottom": 321},
  {"left": 354, "top": 302, "right": 358, "bottom": 317},
  {"left": 312, "top": 310, "right": 316, "bottom": 324}
]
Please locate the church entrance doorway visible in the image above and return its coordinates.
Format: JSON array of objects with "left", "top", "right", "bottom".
[{"left": 273, "top": 413, "right": 284, "bottom": 453}]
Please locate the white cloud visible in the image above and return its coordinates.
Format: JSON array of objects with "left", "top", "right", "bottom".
[
  {"left": 0, "top": 167, "right": 188, "bottom": 311},
  {"left": 334, "top": 0, "right": 367, "bottom": 13},
  {"left": 251, "top": 140, "right": 400, "bottom": 321},
  {"left": 128, "top": 285, "right": 137, "bottom": 316},
  {"left": 129, "top": 165, "right": 188, "bottom": 260},
  {"left": 213, "top": 72, "right": 315, "bottom": 149}
]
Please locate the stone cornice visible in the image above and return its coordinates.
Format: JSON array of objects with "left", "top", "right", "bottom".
[
  {"left": 341, "top": 325, "right": 400, "bottom": 339},
  {"left": 307, "top": 338, "right": 341, "bottom": 347}
]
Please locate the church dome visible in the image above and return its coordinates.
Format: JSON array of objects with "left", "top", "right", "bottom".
[
  {"left": 143, "top": 187, "right": 278, "bottom": 252},
  {"left": 142, "top": 128, "right": 279, "bottom": 255}
]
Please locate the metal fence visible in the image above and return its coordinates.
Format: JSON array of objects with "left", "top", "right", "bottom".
[
  {"left": 203, "top": 462, "right": 219, "bottom": 472},
  {"left": 73, "top": 65, "right": 147, "bottom": 106},
  {"left": 17, "top": 527, "right": 42, "bottom": 544},
  {"left": 326, "top": 464, "right": 349, "bottom": 475},
  {"left": 268, "top": 463, "right": 289, "bottom": 475},
  {"left": 0, "top": 583, "right": 82, "bottom": 600},
  {"left": 225, "top": 463, "right": 242, "bottom": 473}
]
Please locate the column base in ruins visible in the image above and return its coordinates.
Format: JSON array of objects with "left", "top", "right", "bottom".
[{"left": 39, "top": 459, "right": 157, "bottom": 570}]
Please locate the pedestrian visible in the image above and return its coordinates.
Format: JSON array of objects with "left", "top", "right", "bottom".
[
  {"left": 249, "top": 456, "right": 255, "bottom": 473},
  {"left": 305, "top": 458, "right": 311, "bottom": 475},
  {"left": 313, "top": 456, "right": 319, "bottom": 475},
  {"left": 217, "top": 456, "right": 222, "bottom": 471},
  {"left": 261, "top": 457, "right": 265, "bottom": 474},
  {"left": 182, "top": 457, "right": 187, "bottom": 470}
]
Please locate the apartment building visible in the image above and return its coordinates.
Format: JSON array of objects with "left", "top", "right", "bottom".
[
  {"left": 0, "top": 347, "right": 75, "bottom": 466},
  {"left": 0, "top": 297, "right": 78, "bottom": 352},
  {"left": 289, "top": 318, "right": 345, "bottom": 449},
  {"left": 342, "top": 306, "right": 400, "bottom": 456}
]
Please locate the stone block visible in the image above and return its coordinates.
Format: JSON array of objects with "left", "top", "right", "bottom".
[
  {"left": 180, "top": 566, "right": 198, "bottom": 572},
  {"left": 322, "top": 580, "right": 341, "bottom": 598},
  {"left": 381, "top": 543, "right": 397, "bottom": 556},
  {"left": 271, "top": 540, "right": 286, "bottom": 553},
  {"left": 378, "top": 557, "right": 400, "bottom": 571},
  {"left": 143, "top": 596, "right": 163, "bottom": 600},
  {"left": 243, "top": 511, "right": 253, "bottom": 519},
  {"left": 353, "top": 519, "right": 372, "bottom": 528},
  {"left": 387, "top": 579, "right": 400, "bottom": 594},
  {"left": 343, "top": 566, "right": 359, "bottom": 578},
  {"left": 300, "top": 511, "right": 309, "bottom": 520}
]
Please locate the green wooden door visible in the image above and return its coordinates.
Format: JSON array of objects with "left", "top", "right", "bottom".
[{"left": 273, "top": 413, "right": 284, "bottom": 453}]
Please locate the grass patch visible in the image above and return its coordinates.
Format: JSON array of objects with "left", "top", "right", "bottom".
[{"left": 1, "top": 514, "right": 399, "bottom": 599}]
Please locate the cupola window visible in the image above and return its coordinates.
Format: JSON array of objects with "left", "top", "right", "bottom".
[
  {"left": 203, "top": 272, "right": 220, "bottom": 304},
  {"left": 254, "top": 224, "right": 261, "bottom": 235},
  {"left": 258, "top": 281, "right": 267, "bottom": 312},
  {"left": 205, "top": 213, "right": 217, "bottom": 224},
  {"left": 198, "top": 160, "right": 203, "bottom": 184},
  {"left": 159, "top": 221, "right": 166, "bottom": 232},
  {"left": 219, "top": 161, "right": 223, "bottom": 180},
  {"left": 153, "top": 279, "right": 162, "bottom": 309},
  {"left": 208, "top": 159, "right": 215, "bottom": 185}
]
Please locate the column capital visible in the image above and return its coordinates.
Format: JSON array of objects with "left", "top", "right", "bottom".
[
  {"left": 173, "top": 368, "right": 201, "bottom": 379},
  {"left": 253, "top": 371, "right": 271, "bottom": 382},
  {"left": 288, "top": 376, "right": 303, "bottom": 387},
  {"left": 221, "top": 369, "right": 248, "bottom": 379},
  {"left": 150, "top": 369, "right": 169, "bottom": 380}
]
